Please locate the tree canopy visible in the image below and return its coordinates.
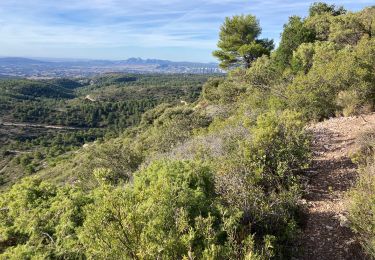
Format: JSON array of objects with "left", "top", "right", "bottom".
[
  {"left": 274, "top": 16, "right": 316, "bottom": 70},
  {"left": 309, "top": 2, "right": 346, "bottom": 17},
  {"left": 213, "top": 15, "right": 274, "bottom": 69}
]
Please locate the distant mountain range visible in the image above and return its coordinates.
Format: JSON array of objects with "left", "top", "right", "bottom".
[
  {"left": 0, "top": 57, "right": 52, "bottom": 65},
  {"left": 0, "top": 57, "right": 222, "bottom": 78},
  {"left": 0, "top": 57, "right": 218, "bottom": 66}
]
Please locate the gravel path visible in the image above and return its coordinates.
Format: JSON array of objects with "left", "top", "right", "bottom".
[{"left": 298, "top": 113, "right": 375, "bottom": 260}]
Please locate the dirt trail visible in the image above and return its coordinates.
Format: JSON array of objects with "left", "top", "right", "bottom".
[
  {"left": 299, "top": 113, "right": 375, "bottom": 260},
  {"left": 0, "top": 122, "right": 85, "bottom": 130}
]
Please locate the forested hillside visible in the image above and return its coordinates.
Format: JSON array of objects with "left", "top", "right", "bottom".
[
  {"left": 0, "top": 2, "right": 374, "bottom": 259},
  {"left": 0, "top": 74, "right": 210, "bottom": 188}
]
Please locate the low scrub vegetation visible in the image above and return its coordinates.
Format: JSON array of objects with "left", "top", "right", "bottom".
[
  {"left": 349, "top": 130, "right": 375, "bottom": 258},
  {"left": 0, "top": 2, "right": 374, "bottom": 259}
]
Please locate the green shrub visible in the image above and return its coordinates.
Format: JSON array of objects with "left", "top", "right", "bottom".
[
  {"left": 286, "top": 38, "right": 375, "bottom": 120},
  {"left": 291, "top": 42, "right": 316, "bottom": 74},
  {"left": 140, "top": 103, "right": 174, "bottom": 126},
  {"left": 0, "top": 178, "right": 91, "bottom": 258},
  {"left": 202, "top": 77, "right": 247, "bottom": 104},
  {"left": 348, "top": 162, "right": 375, "bottom": 258},
  {"left": 202, "top": 78, "right": 224, "bottom": 103},
  {"left": 79, "top": 160, "right": 264, "bottom": 259},
  {"left": 245, "top": 55, "right": 279, "bottom": 91},
  {"left": 335, "top": 90, "right": 361, "bottom": 116},
  {"left": 356, "top": 131, "right": 375, "bottom": 163},
  {"left": 215, "top": 110, "right": 310, "bottom": 258},
  {"left": 330, "top": 13, "right": 369, "bottom": 46},
  {"left": 348, "top": 130, "right": 375, "bottom": 258},
  {"left": 137, "top": 106, "right": 211, "bottom": 154}
]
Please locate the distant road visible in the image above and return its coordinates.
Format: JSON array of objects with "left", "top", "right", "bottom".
[{"left": 0, "top": 122, "right": 85, "bottom": 130}]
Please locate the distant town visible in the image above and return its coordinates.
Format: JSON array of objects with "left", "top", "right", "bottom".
[{"left": 0, "top": 57, "right": 224, "bottom": 78}]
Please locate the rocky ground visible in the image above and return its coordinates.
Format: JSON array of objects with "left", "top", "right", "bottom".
[{"left": 298, "top": 113, "right": 375, "bottom": 260}]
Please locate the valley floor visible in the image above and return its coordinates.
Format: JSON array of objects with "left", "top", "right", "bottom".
[{"left": 299, "top": 113, "right": 375, "bottom": 259}]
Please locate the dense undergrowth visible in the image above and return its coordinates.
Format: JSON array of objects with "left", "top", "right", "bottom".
[{"left": 0, "top": 2, "right": 374, "bottom": 259}]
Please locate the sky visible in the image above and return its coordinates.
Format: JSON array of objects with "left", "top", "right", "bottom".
[{"left": 0, "top": 0, "right": 373, "bottom": 62}]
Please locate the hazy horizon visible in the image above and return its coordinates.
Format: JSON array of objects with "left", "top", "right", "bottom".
[
  {"left": 0, "top": 56, "right": 219, "bottom": 63},
  {"left": 0, "top": 0, "right": 373, "bottom": 62}
]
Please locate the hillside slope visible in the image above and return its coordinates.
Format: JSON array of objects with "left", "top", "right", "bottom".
[{"left": 300, "top": 113, "right": 375, "bottom": 259}]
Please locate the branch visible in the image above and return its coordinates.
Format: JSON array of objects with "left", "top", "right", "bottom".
[{"left": 41, "top": 232, "right": 55, "bottom": 244}]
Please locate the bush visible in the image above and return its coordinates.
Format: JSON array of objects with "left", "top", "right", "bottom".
[
  {"left": 245, "top": 55, "right": 279, "bottom": 91},
  {"left": 79, "top": 160, "right": 265, "bottom": 259},
  {"left": 137, "top": 106, "right": 212, "bottom": 154},
  {"left": 140, "top": 103, "right": 174, "bottom": 126},
  {"left": 215, "top": 110, "right": 310, "bottom": 258},
  {"left": 286, "top": 38, "right": 375, "bottom": 120},
  {"left": 202, "top": 78, "right": 224, "bottom": 103},
  {"left": 335, "top": 90, "right": 361, "bottom": 116},
  {"left": 329, "top": 13, "right": 369, "bottom": 46},
  {"left": 291, "top": 42, "right": 316, "bottom": 74},
  {"left": 348, "top": 130, "right": 375, "bottom": 258},
  {"left": 348, "top": 163, "right": 375, "bottom": 258},
  {"left": 0, "top": 178, "right": 91, "bottom": 258},
  {"left": 356, "top": 131, "right": 375, "bottom": 163},
  {"left": 202, "top": 77, "right": 247, "bottom": 104}
]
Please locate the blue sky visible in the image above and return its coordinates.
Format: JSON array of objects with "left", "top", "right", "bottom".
[{"left": 0, "top": 0, "right": 373, "bottom": 62}]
